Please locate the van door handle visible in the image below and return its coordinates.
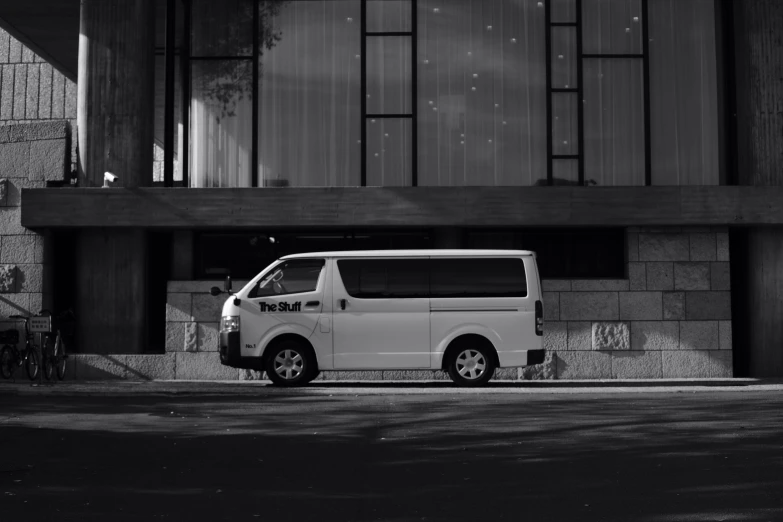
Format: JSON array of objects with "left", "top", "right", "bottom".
[
  {"left": 305, "top": 301, "right": 320, "bottom": 307},
  {"left": 339, "top": 299, "right": 346, "bottom": 310}
]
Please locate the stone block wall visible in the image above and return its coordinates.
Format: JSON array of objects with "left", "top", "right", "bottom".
[{"left": 542, "top": 227, "right": 732, "bottom": 379}]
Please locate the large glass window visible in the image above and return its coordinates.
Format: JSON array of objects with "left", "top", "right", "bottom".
[
  {"left": 430, "top": 258, "right": 528, "bottom": 298},
  {"left": 338, "top": 259, "right": 429, "bottom": 298},
  {"left": 167, "top": 0, "right": 721, "bottom": 188},
  {"left": 249, "top": 259, "right": 325, "bottom": 297}
]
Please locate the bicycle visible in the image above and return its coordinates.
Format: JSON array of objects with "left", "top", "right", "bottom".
[
  {"left": 0, "top": 315, "right": 41, "bottom": 381},
  {"left": 40, "top": 309, "right": 73, "bottom": 381}
]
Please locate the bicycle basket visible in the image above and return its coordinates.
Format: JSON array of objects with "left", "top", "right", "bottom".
[{"left": 0, "top": 329, "right": 20, "bottom": 344}]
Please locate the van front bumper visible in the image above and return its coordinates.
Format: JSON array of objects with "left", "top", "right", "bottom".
[{"left": 219, "top": 331, "right": 264, "bottom": 371}]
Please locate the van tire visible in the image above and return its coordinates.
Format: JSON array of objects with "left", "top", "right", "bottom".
[
  {"left": 264, "top": 339, "right": 314, "bottom": 387},
  {"left": 446, "top": 343, "right": 496, "bottom": 387}
]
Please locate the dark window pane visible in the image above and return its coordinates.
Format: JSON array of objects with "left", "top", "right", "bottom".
[
  {"left": 552, "top": 93, "right": 578, "bottom": 156},
  {"left": 552, "top": 159, "right": 579, "bottom": 185},
  {"left": 367, "top": 36, "right": 412, "bottom": 115},
  {"left": 338, "top": 259, "right": 429, "bottom": 298},
  {"left": 368, "top": 0, "right": 412, "bottom": 32},
  {"left": 417, "top": 0, "right": 547, "bottom": 186},
  {"left": 551, "top": 26, "right": 577, "bottom": 89},
  {"left": 583, "top": 58, "right": 645, "bottom": 186},
  {"left": 257, "top": 0, "right": 361, "bottom": 187},
  {"left": 366, "top": 118, "right": 412, "bottom": 186},
  {"left": 582, "top": 0, "right": 643, "bottom": 55},
  {"left": 430, "top": 259, "right": 527, "bottom": 298},
  {"left": 250, "top": 259, "right": 325, "bottom": 298},
  {"left": 551, "top": 0, "right": 577, "bottom": 23},
  {"left": 191, "top": 0, "right": 253, "bottom": 56}
]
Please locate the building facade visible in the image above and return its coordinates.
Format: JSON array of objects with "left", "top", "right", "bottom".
[{"left": 0, "top": 0, "right": 781, "bottom": 380}]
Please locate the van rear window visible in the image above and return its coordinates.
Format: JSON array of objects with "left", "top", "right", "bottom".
[{"left": 337, "top": 258, "right": 527, "bottom": 299}]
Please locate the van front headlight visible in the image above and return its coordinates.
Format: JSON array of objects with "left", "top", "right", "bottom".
[{"left": 221, "top": 316, "right": 240, "bottom": 333}]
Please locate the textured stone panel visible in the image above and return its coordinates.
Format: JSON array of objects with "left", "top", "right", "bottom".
[
  {"left": 0, "top": 121, "right": 69, "bottom": 143},
  {"left": 123, "top": 354, "right": 176, "bottom": 381},
  {"left": 0, "top": 178, "right": 6, "bottom": 205},
  {"left": 521, "top": 351, "right": 556, "bottom": 380},
  {"left": 631, "top": 321, "right": 679, "bottom": 351},
  {"left": 646, "top": 263, "right": 673, "bottom": 291},
  {"left": 556, "top": 351, "right": 611, "bottom": 379},
  {"left": 0, "top": 264, "right": 16, "bottom": 292},
  {"left": 542, "top": 280, "right": 571, "bottom": 292},
  {"left": 629, "top": 263, "right": 646, "bottom": 291},
  {"left": 12, "top": 64, "right": 25, "bottom": 119},
  {"left": 592, "top": 322, "right": 630, "bottom": 350},
  {"left": 686, "top": 292, "right": 731, "bottom": 320},
  {"left": 239, "top": 369, "right": 267, "bottom": 381},
  {"left": 571, "top": 280, "right": 629, "bottom": 291},
  {"left": 0, "top": 235, "right": 37, "bottom": 264},
  {"left": 51, "top": 69, "right": 64, "bottom": 119},
  {"left": 680, "top": 321, "right": 719, "bottom": 351},
  {"left": 24, "top": 63, "right": 38, "bottom": 119},
  {"left": 192, "top": 293, "right": 225, "bottom": 322},
  {"left": 5, "top": 178, "right": 45, "bottom": 208},
  {"left": 690, "top": 233, "right": 717, "bottom": 261},
  {"left": 64, "top": 78, "right": 77, "bottom": 118},
  {"left": 544, "top": 321, "right": 567, "bottom": 351},
  {"left": 639, "top": 233, "right": 690, "bottom": 262},
  {"left": 175, "top": 352, "right": 239, "bottom": 380},
  {"left": 198, "top": 322, "right": 219, "bottom": 352},
  {"left": 165, "top": 292, "right": 192, "bottom": 322},
  {"left": 627, "top": 228, "right": 639, "bottom": 261},
  {"left": 567, "top": 322, "right": 592, "bottom": 351},
  {"left": 8, "top": 37, "right": 21, "bottom": 63},
  {"left": 709, "top": 351, "right": 733, "bottom": 378},
  {"left": 663, "top": 292, "right": 685, "bottom": 320},
  {"left": 543, "top": 291, "right": 559, "bottom": 321},
  {"left": 674, "top": 263, "right": 710, "bottom": 290},
  {"left": 560, "top": 292, "right": 619, "bottom": 321},
  {"left": 184, "top": 322, "right": 198, "bottom": 352},
  {"left": 494, "top": 368, "right": 520, "bottom": 380},
  {"left": 716, "top": 233, "right": 729, "bottom": 262},
  {"left": 710, "top": 262, "right": 731, "bottom": 291},
  {"left": 0, "top": 141, "right": 29, "bottom": 178},
  {"left": 619, "top": 292, "right": 662, "bottom": 320},
  {"left": 0, "top": 66, "right": 14, "bottom": 120},
  {"left": 73, "top": 354, "right": 127, "bottom": 380},
  {"left": 0, "top": 207, "right": 26, "bottom": 235},
  {"left": 16, "top": 263, "right": 43, "bottom": 293},
  {"left": 165, "top": 322, "right": 185, "bottom": 352},
  {"left": 321, "top": 371, "right": 384, "bottom": 380},
  {"left": 38, "top": 63, "right": 52, "bottom": 119},
  {"left": 0, "top": 292, "right": 28, "bottom": 317},
  {"left": 382, "top": 370, "right": 448, "bottom": 380},
  {"left": 719, "top": 321, "right": 732, "bottom": 350},
  {"left": 662, "top": 351, "right": 711, "bottom": 378},
  {"left": 612, "top": 351, "right": 663, "bottom": 379},
  {"left": 29, "top": 139, "right": 66, "bottom": 181}
]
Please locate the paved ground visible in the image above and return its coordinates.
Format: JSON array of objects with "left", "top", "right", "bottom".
[{"left": 1, "top": 381, "right": 783, "bottom": 522}]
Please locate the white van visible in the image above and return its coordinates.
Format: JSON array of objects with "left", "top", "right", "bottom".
[{"left": 213, "top": 250, "right": 545, "bottom": 387}]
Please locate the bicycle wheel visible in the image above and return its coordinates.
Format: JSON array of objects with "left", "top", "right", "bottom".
[
  {"left": 1, "top": 345, "right": 16, "bottom": 379},
  {"left": 42, "top": 339, "right": 54, "bottom": 381},
  {"left": 55, "top": 336, "right": 67, "bottom": 380},
  {"left": 25, "top": 345, "right": 40, "bottom": 381}
]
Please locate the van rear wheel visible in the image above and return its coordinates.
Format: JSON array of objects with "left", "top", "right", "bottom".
[
  {"left": 447, "top": 345, "right": 495, "bottom": 387},
  {"left": 265, "top": 340, "right": 314, "bottom": 387}
]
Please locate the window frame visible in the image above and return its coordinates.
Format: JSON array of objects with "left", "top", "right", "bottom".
[{"left": 248, "top": 258, "right": 326, "bottom": 298}]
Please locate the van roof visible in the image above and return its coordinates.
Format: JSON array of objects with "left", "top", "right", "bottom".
[{"left": 280, "top": 249, "right": 535, "bottom": 260}]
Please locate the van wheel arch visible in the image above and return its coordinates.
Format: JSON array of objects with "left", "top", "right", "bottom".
[
  {"left": 263, "top": 334, "right": 319, "bottom": 375},
  {"left": 441, "top": 334, "right": 499, "bottom": 371}
]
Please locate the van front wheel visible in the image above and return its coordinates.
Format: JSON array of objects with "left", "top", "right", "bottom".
[
  {"left": 447, "top": 346, "right": 495, "bottom": 387},
  {"left": 265, "top": 340, "right": 314, "bottom": 387}
]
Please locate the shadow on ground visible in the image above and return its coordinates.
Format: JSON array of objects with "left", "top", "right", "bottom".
[{"left": 1, "top": 392, "right": 782, "bottom": 522}]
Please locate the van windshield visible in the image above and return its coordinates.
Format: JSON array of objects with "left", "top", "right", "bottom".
[{"left": 250, "top": 259, "right": 325, "bottom": 298}]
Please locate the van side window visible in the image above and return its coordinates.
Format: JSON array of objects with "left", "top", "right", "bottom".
[
  {"left": 430, "top": 258, "right": 527, "bottom": 298},
  {"left": 249, "top": 259, "right": 325, "bottom": 298},
  {"left": 338, "top": 259, "right": 429, "bottom": 299}
]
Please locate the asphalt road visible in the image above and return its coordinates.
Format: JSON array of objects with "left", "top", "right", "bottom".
[{"left": 1, "top": 384, "right": 782, "bottom": 522}]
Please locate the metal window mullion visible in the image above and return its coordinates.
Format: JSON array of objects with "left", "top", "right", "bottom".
[
  {"left": 642, "top": 0, "right": 651, "bottom": 186},
  {"left": 164, "top": 0, "right": 175, "bottom": 187},
  {"left": 411, "top": 0, "right": 417, "bottom": 187},
  {"left": 576, "top": 0, "right": 584, "bottom": 186},
  {"left": 182, "top": 0, "right": 191, "bottom": 188}
]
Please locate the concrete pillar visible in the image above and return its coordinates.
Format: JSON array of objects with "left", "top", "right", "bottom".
[
  {"left": 76, "top": 0, "right": 155, "bottom": 354},
  {"left": 731, "top": 0, "right": 783, "bottom": 376}
]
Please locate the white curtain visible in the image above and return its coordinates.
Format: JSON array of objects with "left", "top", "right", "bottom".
[
  {"left": 258, "top": 0, "right": 361, "bottom": 187},
  {"left": 418, "top": 0, "right": 548, "bottom": 186}
]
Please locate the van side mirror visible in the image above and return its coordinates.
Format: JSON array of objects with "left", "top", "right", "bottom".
[
  {"left": 209, "top": 287, "right": 222, "bottom": 297},
  {"left": 224, "top": 276, "right": 233, "bottom": 293}
]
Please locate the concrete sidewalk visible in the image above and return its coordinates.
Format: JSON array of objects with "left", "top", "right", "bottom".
[{"left": 2, "top": 378, "right": 783, "bottom": 397}]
